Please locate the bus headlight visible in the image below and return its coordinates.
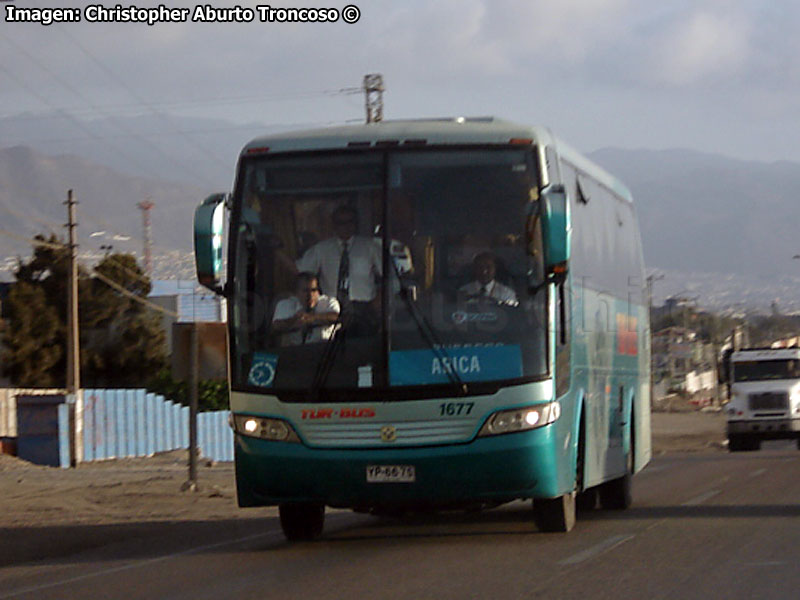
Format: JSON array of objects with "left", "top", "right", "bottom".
[
  {"left": 232, "top": 414, "right": 300, "bottom": 443},
  {"left": 477, "top": 402, "right": 561, "bottom": 437}
]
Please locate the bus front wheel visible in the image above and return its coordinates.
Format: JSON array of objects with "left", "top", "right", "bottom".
[
  {"left": 279, "top": 502, "right": 325, "bottom": 541},
  {"left": 533, "top": 493, "right": 576, "bottom": 532}
]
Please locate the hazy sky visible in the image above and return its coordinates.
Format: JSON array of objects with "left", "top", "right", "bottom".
[{"left": 2, "top": 0, "right": 799, "bottom": 162}]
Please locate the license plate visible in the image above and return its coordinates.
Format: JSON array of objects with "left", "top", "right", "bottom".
[{"left": 366, "top": 465, "right": 416, "bottom": 483}]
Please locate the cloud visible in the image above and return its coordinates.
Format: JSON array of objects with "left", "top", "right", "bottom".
[
  {"left": 482, "top": 0, "right": 632, "bottom": 61},
  {"left": 4, "top": 0, "right": 800, "bottom": 163},
  {"left": 646, "top": 10, "right": 752, "bottom": 86},
  {"left": 364, "top": 0, "right": 634, "bottom": 79}
]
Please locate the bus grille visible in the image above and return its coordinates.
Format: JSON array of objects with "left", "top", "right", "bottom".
[
  {"left": 748, "top": 392, "right": 789, "bottom": 411},
  {"left": 300, "top": 417, "right": 477, "bottom": 448}
]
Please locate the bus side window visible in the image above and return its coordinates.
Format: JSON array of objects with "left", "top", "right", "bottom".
[{"left": 555, "top": 281, "right": 571, "bottom": 397}]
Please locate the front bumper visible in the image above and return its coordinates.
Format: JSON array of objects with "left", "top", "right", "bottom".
[
  {"left": 727, "top": 418, "right": 800, "bottom": 439},
  {"left": 234, "top": 426, "right": 566, "bottom": 509}
]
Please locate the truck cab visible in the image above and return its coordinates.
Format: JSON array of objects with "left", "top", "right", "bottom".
[{"left": 726, "top": 348, "right": 800, "bottom": 451}]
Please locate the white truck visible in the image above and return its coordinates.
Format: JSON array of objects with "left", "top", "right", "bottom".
[{"left": 726, "top": 347, "right": 800, "bottom": 451}]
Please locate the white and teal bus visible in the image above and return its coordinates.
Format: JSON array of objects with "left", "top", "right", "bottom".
[{"left": 194, "top": 117, "right": 651, "bottom": 540}]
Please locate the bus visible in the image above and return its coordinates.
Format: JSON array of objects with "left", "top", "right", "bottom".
[{"left": 194, "top": 117, "right": 651, "bottom": 540}]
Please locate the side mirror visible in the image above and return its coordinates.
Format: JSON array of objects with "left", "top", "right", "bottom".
[
  {"left": 194, "top": 193, "right": 227, "bottom": 294},
  {"left": 541, "top": 184, "right": 571, "bottom": 282}
]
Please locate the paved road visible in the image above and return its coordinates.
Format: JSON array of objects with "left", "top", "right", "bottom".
[{"left": 2, "top": 443, "right": 799, "bottom": 600}]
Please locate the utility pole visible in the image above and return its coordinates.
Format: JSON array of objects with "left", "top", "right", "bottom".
[
  {"left": 137, "top": 199, "right": 154, "bottom": 277},
  {"left": 363, "top": 73, "right": 384, "bottom": 123},
  {"left": 65, "top": 190, "right": 80, "bottom": 395},
  {"left": 186, "top": 323, "right": 199, "bottom": 491}
]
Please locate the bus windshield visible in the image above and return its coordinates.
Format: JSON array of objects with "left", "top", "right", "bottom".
[
  {"left": 733, "top": 359, "right": 800, "bottom": 382},
  {"left": 230, "top": 149, "right": 547, "bottom": 399}
]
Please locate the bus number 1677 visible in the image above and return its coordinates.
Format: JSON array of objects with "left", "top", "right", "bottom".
[{"left": 439, "top": 402, "right": 474, "bottom": 416}]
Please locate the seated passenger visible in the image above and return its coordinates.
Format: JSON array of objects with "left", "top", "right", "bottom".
[
  {"left": 459, "top": 251, "right": 518, "bottom": 306},
  {"left": 271, "top": 273, "right": 340, "bottom": 345}
]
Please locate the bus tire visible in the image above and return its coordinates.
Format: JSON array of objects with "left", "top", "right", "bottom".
[
  {"left": 533, "top": 493, "right": 576, "bottom": 532},
  {"left": 576, "top": 488, "right": 598, "bottom": 512},
  {"left": 599, "top": 449, "right": 633, "bottom": 510},
  {"left": 279, "top": 502, "right": 325, "bottom": 541},
  {"left": 575, "top": 416, "right": 597, "bottom": 511}
]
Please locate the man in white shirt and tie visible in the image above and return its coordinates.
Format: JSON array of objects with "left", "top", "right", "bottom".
[
  {"left": 295, "top": 205, "right": 382, "bottom": 334},
  {"left": 459, "top": 251, "right": 518, "bottom": 306}
]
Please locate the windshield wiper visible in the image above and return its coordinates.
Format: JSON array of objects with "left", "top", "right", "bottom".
[
  {"left": 309, "top": 312, "right": 347, "bottom": 399},
  {"left": 308, "top": 258, "right": 469, "bottom": 397},
  {"left": 390, "top": 260, "right": 468, "bottom": 395}
]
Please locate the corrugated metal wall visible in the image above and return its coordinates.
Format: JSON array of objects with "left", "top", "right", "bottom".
[
  {"left": 82, "top": 389, "right": 233, "bottom": 462},
  {"left": 2, "top": 388, "right": 234, "bottom": 463}
]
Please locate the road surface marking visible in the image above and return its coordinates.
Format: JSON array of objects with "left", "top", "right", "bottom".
[
  {"left": 749, "top": 468, "right": 767, "bottom": 477},
  {"left": 640, "top": 464, "right": 670, "bottom": 474},
  {"left": 681, "top": 489, "right": 720, "bottom": 506},
  {"left": 0, "top": 530, "right": 283, "bottom": 599},
  {"left": 558, "top": 534, "right": 635, "bottom": 565}
]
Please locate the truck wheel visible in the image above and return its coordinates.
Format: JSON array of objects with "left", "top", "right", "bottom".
[
  {"left": 728, "top": 435, "right": 744, "bottom": 452},
  {"left": 279, "top": 502, "right": 325, "bottom": 541},
  {"left": 745, "top": 436, "right": 761, "bottom": 451},
  {"left": 533, "top": 492, "right": 576, "bottom": 532}
]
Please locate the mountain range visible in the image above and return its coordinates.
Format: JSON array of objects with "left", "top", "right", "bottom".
[
  {"left": 0, "top": 145, "right": 204, "bottom": 261},
  {"left": 590, "top": 147, "right": 800, "bottom": 279},
  {"left": 1, "top": 113, "right": 799, "bottom": 310}
]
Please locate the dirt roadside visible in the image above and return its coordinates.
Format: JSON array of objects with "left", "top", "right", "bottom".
[{"left": 0, "top": 411, "right": 726, "bottom": 567}]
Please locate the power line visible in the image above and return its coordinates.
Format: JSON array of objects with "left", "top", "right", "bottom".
[
  {"left": 90, "top": 267, "right": 179, "bottom": 318},
  {"left": 0, "top": 33, "right": 219, "bottom": 188},
  {"left": 0, "top": 228, "right": 180, "bottom": 318},
  {"left": 50, "top": 23, "right": 233, "bottom": 169},
  {"left": 0, "top": 88, "right": 363, "bottom": 121},
  {"left": 0, "top": 229, "right": 66, "bottom": 253},
  {"left": 0, "top": 203, "right": 61, "bottom": 237},
  {"left": 0, "top": 186, "right": 183, "bottom": 258},
  {"left": 0, "top": 62, "right": 182, "bottom": 183},
  {"left": 0, "top": 198, "right": 143, "bottom": 258},
  {"left": 1, "top": 19, "right": 363, "bottom": 168},
  {"left": 0, "top": 227, "right": 164, "bottom": 292}
]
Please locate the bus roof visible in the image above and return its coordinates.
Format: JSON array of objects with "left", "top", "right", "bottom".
[
  {"left": 243, "top": 117, "right": 552, "bottom": 153},
  {"left": 241, "top": 117, "right": 633, "bottom": 203},
  {"left": 732, "top": 348, "right": 800, "bottom": 362}
]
